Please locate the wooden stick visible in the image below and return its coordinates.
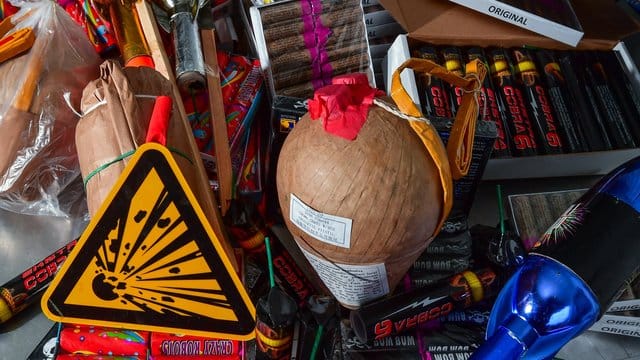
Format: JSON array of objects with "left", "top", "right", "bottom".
[
  {"left": 13, "top": 31, "right": 49, "bottom": 112},
  {"left": 201, "top": 29, "right": 233, "bottom": 216},
  {"left": 135, "top": 0, "right": 238, "bottom": 271},
  {"left": 134, "top": 0, "right": 174, "bottom": 83}
]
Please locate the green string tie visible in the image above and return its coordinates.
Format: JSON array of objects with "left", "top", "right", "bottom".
[{"left": 83, "top": 146, "right": 194, "bottom": 188}]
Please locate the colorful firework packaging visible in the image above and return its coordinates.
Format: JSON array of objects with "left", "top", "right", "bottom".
[
  {"left": 57, "top": 325, "right": 148, "bottom": 357},
  {"left": 511, "top": 48, "right": 563, "bottom": 154},
  {"left": 349, "top": 268, "right": 500, "bottom": 343},
  {"left": 57, "top": 0, "right": 117, "bottom": 56},
  {"left": 487, "top": 48, "right": 538, "bottom": 156},
  {"left": 466, "top": 47, "right": 512, "bottom": 158},
  {"left": 55, "top": 356, "right": 142, "bottom": 359},
  {"left": 255, "top": 0, "right": 371, "bottom": 99},
  {"left": 149, "top": 332, "right": 242, "bottom": 358},
  {"left": 255, "top": 286, "right": 297, "bottom": 359},
  {"left": 412, "top": 45, "right": 453, "bottom": 118},
  {"left": 556, "top": 51, "right": 613, "bottom": 151},
  {"left": 225, "top": 59, "right": 263, "bottom": 149},
  {"left": 218, "top": 52, "right": 254, "bottom": 112},
  {"left": 472, "top": 156, "right": 640, "bottom": 359},
  {"left": 441, "top": 47, "right": 465, "bottom": 116},
  {"left": 342, "top": 315, "right": 485, "bottom": 360},
  {"left": 0, "top": 240, "right": 77, "bottom": 324},
  {"left": 580, "top": 51, "right": 637, "bottom": 149},
  {"left": 533, "top": 49, "right": 586, "bottom": 153},
  {"left": 236, "top": 117, "right": 262, "bottom": 196},
  {"left": 226, "top": 200, "right": 268, "bottom": 254},
  {"left": 597, "top": 50, "right": 640, "bottom": 144},
  {"left": 182, "top": 88, "right": 212, "bottom": 152}
]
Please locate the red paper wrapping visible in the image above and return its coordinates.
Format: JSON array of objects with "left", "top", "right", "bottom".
[
  {"left": 308, "top": 73, "right": 384, "bottom": 140},
  {"left": 225, "top": 59, "right": 263, "bottom": 149},
  {"left": 218, "top": 52, "right": 253, "bottom": 111},
  {"left": 145, "top": 95, "right": 172, "bottom": 145},
  {"left": 183, "top": 88, "right": 212, "bottom": 152},
  {"left": 149, "top": 332, "right": 242, "bottom": 358},
  {"left": 59, "top": 325, "right": 149, "bottom": 357}
]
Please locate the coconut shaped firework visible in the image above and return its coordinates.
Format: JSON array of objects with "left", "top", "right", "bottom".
[{"left": 276, "top": 60, "right": 485, "bottom": 309}]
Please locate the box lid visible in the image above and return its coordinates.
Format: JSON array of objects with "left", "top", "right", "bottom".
[{"left": 379, "top": 0, "right": 640, "bottom": 49}]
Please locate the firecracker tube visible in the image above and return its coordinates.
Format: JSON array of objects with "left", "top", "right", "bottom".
[
  {"left": 350, "top": 268, "right": 500, "bottom": 343},
  {"left": 0, "top": 240, "right": 77, "bottom": 323}
]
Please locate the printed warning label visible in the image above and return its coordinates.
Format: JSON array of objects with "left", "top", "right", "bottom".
[
  {"left": 299, "top": 246, "right": 388, "bottom": 307},
  {"left": 289, "top": 194, "right": 352, "bottom": 248}
]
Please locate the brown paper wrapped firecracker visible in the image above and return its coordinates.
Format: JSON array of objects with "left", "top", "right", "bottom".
[
  {"left": 270, "top": 42, "right": 369, "bottom": 74},
  {"left": 76, "top": 61, "right": 204, "bottom": 218},
  {"left": 267, "top": 22, "right": 366, "bottom": 58},
  {"left": 263, "top": 9, "right": 364, "bottom": 43},
  {"left": 276, "top": 59, "right": 486, "bottom": 309},
  {"left": 272, "top": 53, "right": 370, "bottom": 90},
  {"left": 258, "top": 0, "right": 359, "bottom": 27}
]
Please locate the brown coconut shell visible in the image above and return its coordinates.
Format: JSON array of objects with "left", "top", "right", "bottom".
[{"left": 276, "top": 103, "right": 444, "bottom": 306}]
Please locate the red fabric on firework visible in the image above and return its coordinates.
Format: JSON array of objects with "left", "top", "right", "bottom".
[
  {"left": 150, "top": 332, "right": 241, "bottom": 358},
  {"left": 307, "top": 73, "right": 384, "bottom": 140},
  {"left": 59, "top": 325, "right": 149, "bottom": 357},
  {"left": 145, "top": 95, "right": 172, "bottom": 145}
]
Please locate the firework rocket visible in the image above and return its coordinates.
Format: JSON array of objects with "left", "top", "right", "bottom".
[
  {"left": 466, "top": 47, "right": 512, "bottom": 158},
  {"left": 511, "top": 48, "right": 563, "bottom": 154},
  {"left": 350, "top": 268, "right": 500, "bottom": 343},
  {"left": 471, "top": 155, "right": 640, "bottom": 359},
  {"left": 412, "top": 45, "right": 453, "bottom": 119},
  {"left": 441, "top": 47, "right": 465, "bottom": 116},
  {"left": 487, "top": 48, "right": 538, "bottom": 156}
]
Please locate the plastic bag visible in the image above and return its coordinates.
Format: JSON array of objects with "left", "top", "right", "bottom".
[{"left": 0, "top": 0, "right": 101, "bottom": 216}]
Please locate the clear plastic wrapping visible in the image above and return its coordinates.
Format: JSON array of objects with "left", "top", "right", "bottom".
[
  {"left": 251, "top": 0, "right": 372, "bottom": 99},
  {"left": 0, "top": 0, "right": 101, "bottom": 216}
]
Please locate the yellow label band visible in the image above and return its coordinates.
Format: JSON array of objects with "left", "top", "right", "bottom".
[{"left": 462, "top": 270, "right": 483, "bottom": 303}]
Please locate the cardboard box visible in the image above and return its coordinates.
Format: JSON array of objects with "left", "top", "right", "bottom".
[
  {"left": 363, "top": 9, "right": 397, "bottom": 28},
  {"left": 379, "top": 0, "right": 639, "bottom": 50},
  {"left": 381, "top": 0, "right": 640, "bottom": 179},
  {"left": 366, "top": 22, "right": 405, "bottom": 41},
  {"left": 361, "top": 0, "right": 381, "bottom": 7},
  {"left": 447, "top": 0, "right": 584, "bottom": 46}
]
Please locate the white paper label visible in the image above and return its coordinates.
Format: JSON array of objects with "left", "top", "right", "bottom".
[
  {"left": 607, "top": 299, "right": 640, "bottom": 313},
  {"left": 299, "top": 246, "right": 389, "bottom": 307},
  {"left": 289, "top": 194, "right": 352, "bottom": 248},
  {"left": 589, "top": 315, "right": 640, "bottom": 338}
]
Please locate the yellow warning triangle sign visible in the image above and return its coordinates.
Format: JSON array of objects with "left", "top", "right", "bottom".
[{"left": 41, "top": 143, "right": 256, "bottom": 340}]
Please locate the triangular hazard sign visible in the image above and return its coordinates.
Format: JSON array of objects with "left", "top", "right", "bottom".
[{"left": 41, "top": 143, "right": 256, "bottom": 340}]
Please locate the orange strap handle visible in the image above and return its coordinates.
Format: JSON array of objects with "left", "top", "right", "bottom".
[
  {"left": 389, "top": 58, "right": 486, "bottom": 235},
  {"left": 390, "top": 58, "right": 486, "bottom": 179}
]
